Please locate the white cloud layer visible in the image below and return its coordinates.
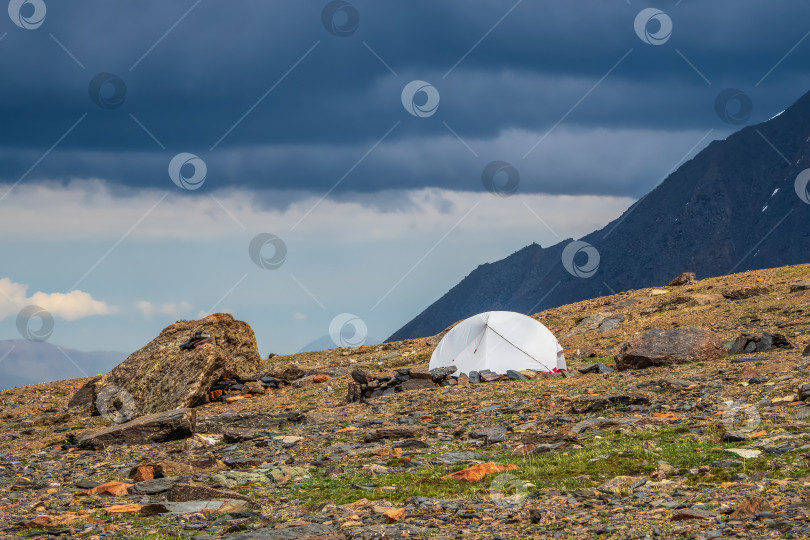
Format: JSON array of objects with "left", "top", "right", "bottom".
[
  {"left": 0, "top": 278, "right": 113, "bottom": 321},
  {"left": 0, "top": 179, "right": 634, "bottom": 245}
]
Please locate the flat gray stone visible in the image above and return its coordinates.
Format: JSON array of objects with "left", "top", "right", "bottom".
[
  {"left": 133, "top": 476, "right": 181, "bottom": 494},
  {"left": 431, "top": 451, "right": 481, "bottom": 465},
  {"left": 141, "top": 499, "right": 251, "bottom": 516},
  {"left": 597, "top": 476, "right": 647, "bottom": 493}
]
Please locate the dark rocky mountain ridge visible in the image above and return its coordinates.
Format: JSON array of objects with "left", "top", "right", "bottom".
[{"left": 389, "top": 90, "right": 810, "bottom": 341}]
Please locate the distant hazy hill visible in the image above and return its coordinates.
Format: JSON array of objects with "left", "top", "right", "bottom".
[
  {"left": 389, "top": 89, "right": 810, "bottom": 341},
  {"left": 0, "top": 340, "right": 126, "bottom": 390}
]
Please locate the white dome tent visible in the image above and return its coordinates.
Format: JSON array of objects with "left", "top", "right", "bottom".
[{"left": 428, "top": 311, "right": 566, "bottom": 375}]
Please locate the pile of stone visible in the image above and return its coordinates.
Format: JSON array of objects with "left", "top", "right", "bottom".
[
  {"left": 347, "top": 366, "right": 558, "bottom": 403},
  {"left": 206, "top": 375, "right": 283, "bottom": 404},
  {"left": 347, "top": 368, "right": 446, "bottom": 403},
  {"left": 726, "top": 332, "right": 793, "bottom": 354},
  {"left": 467, "top": 369, "right": 551, "bottom": 382}
]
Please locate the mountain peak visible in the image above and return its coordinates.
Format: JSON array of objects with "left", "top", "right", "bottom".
[{"left": 388, "top": 89, "right": 810, "bottom": 341}]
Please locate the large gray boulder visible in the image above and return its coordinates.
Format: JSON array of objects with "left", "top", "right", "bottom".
[
  {"left": 69, "top": 313, "right": 263, "bottom": 417},
  {"left": 615, "top": 326, "right": 724, "bottom": 371}
]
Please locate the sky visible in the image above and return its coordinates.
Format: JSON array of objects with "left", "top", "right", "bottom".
[{"left": 2, "top": 0, "right": 810, "bottom": 371}]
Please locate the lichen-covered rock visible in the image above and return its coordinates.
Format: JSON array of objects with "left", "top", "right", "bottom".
[
  {"left": 668, "top": 272, "right": 697, "bottom": 286},
  {"left": 69, "top": 313, "right": 263, "bottom": 417},
  {"left": 615, "top": 326, "right": 724, "bottom": 371}
]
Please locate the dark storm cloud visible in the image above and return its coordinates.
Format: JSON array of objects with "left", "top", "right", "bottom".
[{"left": 1, "top": 0, "right": 810, "bottom": 195}]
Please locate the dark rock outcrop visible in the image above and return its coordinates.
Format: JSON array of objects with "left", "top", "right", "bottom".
[
  {"left": 722, "top": 286, "right": 770, "bottom": 300},
  {"left": 78, "top": 408, "right": 196, "bottom": 449},
  {"left": 727, "top": 332, "right": 793, "bottom": 354},
  {"left": 364, "top": 426, "right": 422, "bottom": 442},
  {"left": 615, "top": 327, "right": 724, "bottom": 371},
  {"left": 226, "top": 524, "right": 342, "bottom": 540},
  {"left": 570, "top": 394, "right": 650, "bottom": 413},
  {"left": 578, "top": 363, "right": 615, "bottom": 374},
  {"left": 196, "top": 411, "right": 305, "bottom": 434}
]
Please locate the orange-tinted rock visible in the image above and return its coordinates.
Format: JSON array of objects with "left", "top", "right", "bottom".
[
  {"left": 105, "top": 504, "right": 143, "bottom": 515},
  {"left": 731, "top": 497, "right": 772, "bottom": 519},
  {"left": 441, "top": 462, "right": 518, "bottom": 482},
  {"left": 313, "top": 374, "right": 331, "bottom": 383},
  {"left": 82, "top": 481, "right": 132, "bottom": 496},
  {"left": 132, "top": 466, "right": 154, "bottom": 483},
  {"left": 26, "top": 514, "right": 82, "bottom": 528},
  {"left": 383, "top": 507, "right": 406, "bottom": 523}
]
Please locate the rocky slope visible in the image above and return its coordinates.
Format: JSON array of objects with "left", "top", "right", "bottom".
[
  {"left": 0, "top": 264, "right": 809, "bottom": 538},
  {"left": 389, "top": 89, "right": 810, "bottom": 342}
]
